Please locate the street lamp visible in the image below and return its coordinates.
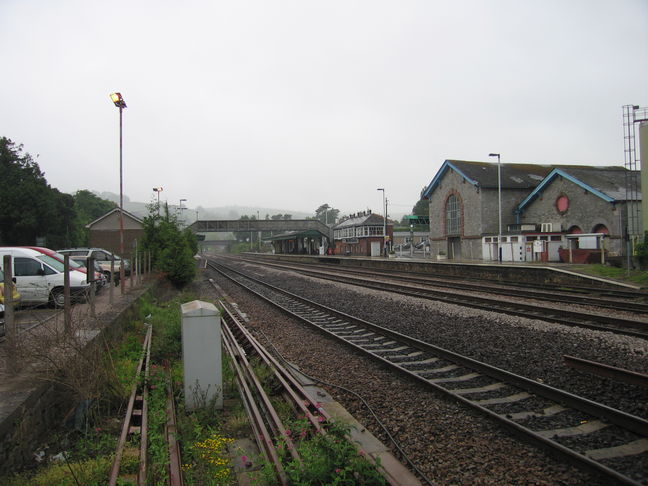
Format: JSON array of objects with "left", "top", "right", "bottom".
[
  {"left": 377, "top": 188, "right": 386, "bottom": 256},
  {"left": 179, "top": 198, "right": 187, "bottom": 228},
  {"left": 153, "top": 187, "right": 163, "bottom": 216},
  {"left": 110, "top": 92, "right": 127, "bottom": 293},
  {"left": 489, "top": 153, "right": 502, "bottom": 262}
]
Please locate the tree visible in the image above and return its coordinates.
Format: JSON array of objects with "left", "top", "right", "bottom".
[
  {"left": 315, "top": 204, "right": 339, "bottom": 225},
  {"left": 0, "top": 137, "right": 72, "bottom": 246},
  {"left": 141, "top": 204, "right": 196, "bottom": 287},
  {"left": 412, "top": 198, "right": 428, "bottom": 216},
  {"left": 70, "top": 190, "right": 117, "bottom": 246}
]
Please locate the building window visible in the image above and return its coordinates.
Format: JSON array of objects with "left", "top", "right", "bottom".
[
  {"left": 446, "top": 194, "right": 461, "bottom": 235},
  {"left": 556, "top": 195, "right": 569, "bottom": 214}
]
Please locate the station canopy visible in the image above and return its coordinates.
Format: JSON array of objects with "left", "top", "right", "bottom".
[{"left": 264, "top": 229, "right": 327, "bottom": 242}]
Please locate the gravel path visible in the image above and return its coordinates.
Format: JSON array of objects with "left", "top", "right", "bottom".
[{"left": 193, "top": 260, "right": 641, "bottom": 485}]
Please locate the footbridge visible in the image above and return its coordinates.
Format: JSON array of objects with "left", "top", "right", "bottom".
[{"left": 188, "top": 219, "right": 333, "bottom": 240}]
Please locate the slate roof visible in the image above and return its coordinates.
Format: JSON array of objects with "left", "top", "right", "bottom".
[
  {"left": 421, "top": 160, "right": 553, "bottom": 198},
  {"left": 421, "top": 160, "right": 637, "bottom": 201},
  {"left": 518, "top": 166, "right": 640, "bottom": 210},
  {"left": 334, "top": 212, "right": 389, "bottom": 229},
  {"left": 86, "top": 208, "right": 144, "bottom": 228}
]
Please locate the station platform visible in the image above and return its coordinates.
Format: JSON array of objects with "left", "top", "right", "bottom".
[{"left": 240, "top": 252, "right": 644, "bottom": 290}]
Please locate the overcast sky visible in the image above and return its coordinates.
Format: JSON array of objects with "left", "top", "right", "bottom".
[{"left": 2, "top": 1, "right": 647, "bottom": 219}]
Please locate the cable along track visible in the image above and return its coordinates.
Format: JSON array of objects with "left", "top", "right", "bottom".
[
  {"left": 209, "top": 258, "right": 648, "bottom": 486},
  {"left": 234, "top": 257, "right": 648, "bottom": 339}
]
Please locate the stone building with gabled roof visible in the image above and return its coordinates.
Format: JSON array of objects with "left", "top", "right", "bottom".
[
  {"left": 516, "top": 166, "right": 641, "bottom": 258},
  {"left": 421, "top": 159, "right": 640, "bottom": 262},
  {"left": 421, "top": 160, "right": 553, "bottom": 260},
  {"left": 86, "top": 208, "right": 145, "bottom": 258}
]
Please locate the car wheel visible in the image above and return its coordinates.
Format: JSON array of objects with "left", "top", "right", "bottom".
[
  {"left": 103, "top": 271, "right": 112, "bottom": 283},
  {"left": 50, "top": 288, "right": 65, "bottom": 308}
]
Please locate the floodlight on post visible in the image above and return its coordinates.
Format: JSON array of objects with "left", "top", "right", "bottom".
[
  {"left": 110, "top": 92, "right": 127, "bottom": 293},
  {"left": 377, "top": 188, "right": 386, "bottom": 256},
  {"left": 489, "top": 153, "right": 502, "bottom": 262}
]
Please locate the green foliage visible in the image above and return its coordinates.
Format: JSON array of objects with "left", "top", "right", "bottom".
[
  {"left": 634, "top": 232, "right": 648, "bottom": 270},
  {"left": 141, "top": 205, "right": 196, "bottom": 287},
  {"left": 0, "top": 137, "right": 70, "bottom": 246},
  {"left": 149, "top": 298, "right": 183, "bottom": 362},
  {"left": 147, "top": 366, "right": 171, "bottom": 484},
  {"left": 412, "top": 198, "right": 428, "bottom": 216},
  {"left": 228, "top": 241, "right": 254, "bottom": 253},
  {"left": 0, "top": 137, "right": 116, "bottom": 247},
  {"left": 274, "top": 420, "right": 386, "bottom": 486},
  {"left": 3, "top": 456, "right": 119, "bottom": 486},
  {"left": 314, "top": 204, "right": 339, "bottom": 225},
  {"left": 71, "top": 190, "right": 117, "bottom": 246}
]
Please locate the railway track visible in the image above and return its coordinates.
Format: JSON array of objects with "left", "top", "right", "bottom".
[
  {"left": 240, "top": 254, "right": 648, "bottom": 309},
  {"left": 217, "top": 287, "right": 412, "bottom": 485},
  {"left": 234, "top": 256, "right": 648, "bottom": 338},
  {"left": 108, "top": 324, "right": 186, "bottom": 486},
  {"left": 208, "top": 258, "right": 648, "bottom": 485},
  {"left": 243, "top": 254, "right": 648, "bottom": 301}
]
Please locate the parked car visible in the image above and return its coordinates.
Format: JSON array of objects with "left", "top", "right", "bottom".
[
  {"left": 26, "top": 247, "right": 107, "bottom": 289},
  {"left": 0, "top": 268, "right": 21, "bottom": 337},
  {"left": 57, "top": 248, "right": 130, "bottom": 282},
  {"left": 0, "top": 247, "right": 91, "bottom": 308}
]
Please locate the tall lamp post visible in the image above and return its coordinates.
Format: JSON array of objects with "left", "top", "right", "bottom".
[
  {"left": 153, "top": 187, "right": 163, "bottom": 216},
  {"left": 488, "top": 153, "right": 502, "bottom": 262},
  {"left": 377, "top": 188, "right": 386, "bottom": 256},
  {"left": 110, "top": 92, "right": 127, "bottom": 293},
  {"left": 179, "top": 198, "right": 187, "bottom": 228}
]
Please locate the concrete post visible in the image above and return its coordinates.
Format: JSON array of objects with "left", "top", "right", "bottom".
[
  {"left": 63, "top": 255, "right": 71, "bottom": 332},
  {"left": 181, "top": 300, "right": 222, "bottom": 411},
  {"left": 87, "top": 256, "right": 96, "bottom": 318}
]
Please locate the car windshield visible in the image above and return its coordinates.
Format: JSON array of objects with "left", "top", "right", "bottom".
[
  {"left": 52, "top": 252, "right": 82, "bottom": 268},
  {"left": 36, "top": 254, "right": 65, "bottom": 272}
]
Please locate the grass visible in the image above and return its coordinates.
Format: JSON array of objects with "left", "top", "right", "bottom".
[{"left": 570, "top": 264, "right": 648, "bottom": 287}]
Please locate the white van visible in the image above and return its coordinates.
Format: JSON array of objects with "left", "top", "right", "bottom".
[{"left": 0, "top": 247, "right": 91, "bottom": 307}]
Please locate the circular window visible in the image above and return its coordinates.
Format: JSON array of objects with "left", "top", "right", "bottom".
[{"left": 556, "top": 195, "right": 569, "bottom": 213}]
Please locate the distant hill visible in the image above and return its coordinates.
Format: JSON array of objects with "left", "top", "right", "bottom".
[{"left": 93, "top": 191, "right": 312, "bottom": 223}]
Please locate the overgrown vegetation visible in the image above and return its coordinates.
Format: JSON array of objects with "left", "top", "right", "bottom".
[
  {"left": 3, "top": 284, "right": 387, "bottom": 486},
  {"left": 141, "top": 205, "right": 198, "bottom": 287}
]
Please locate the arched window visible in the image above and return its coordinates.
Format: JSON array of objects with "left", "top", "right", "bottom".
[
  {"left": 592, "top": 224, "right": 609, "bottom": 235},
  {"left": 446, "top": 194, "right": 461, "bottom": 235},
  {"left": 567, "top": 225, "right": 582, "bottom": 234}
]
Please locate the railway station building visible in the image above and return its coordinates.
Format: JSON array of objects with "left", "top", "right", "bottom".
[
  {"left": 332, "top": 211, "right": 393, "bottom": 257},
  {"left": 421, "top": 160, "right": 641, "bottom": 263}
]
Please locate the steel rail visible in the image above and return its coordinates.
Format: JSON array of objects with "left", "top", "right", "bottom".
[
  {"left": 235, "top": 257, "right": 648, "bottom": 338},
  {"left": 217, "top": 293, "right": 397, "bottom": 485},
  {"left": 242, "top": 253, "right": 648, "bottom": 299},
  {"left": 221, "top": 316, "right": 290, "bottom": 485},
  {"left": 166, "top": 365, "right": 184, "bottom": 486},
  {"left": 210, "top": 258, "right": 648, "bottom": 486},
  {"left": 238, "top": 256, "right": 648, "bottom": 314},
  {"left": 219, "top": 298, "right": 331, "bottom": 433},
  {"left": 564, "top": 355, "right": 648, "bottom": 389},
  {"left": 109, "top": 323, "right": 153, "bottom": 486}
]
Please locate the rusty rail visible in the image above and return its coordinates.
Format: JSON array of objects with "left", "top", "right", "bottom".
[
  {"left": 109, "top": 324, "right": 152, "bottom": 486},
  {"left": 166, "top": 368, "right": 184, "bottom": 486},
  {"left": 564, "top": 355, "right": 648, "bottom": 388}
]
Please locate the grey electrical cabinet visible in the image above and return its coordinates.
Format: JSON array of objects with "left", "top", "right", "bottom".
[{"left": 181, "top": 300, "right": 223, "bottom": 410}]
